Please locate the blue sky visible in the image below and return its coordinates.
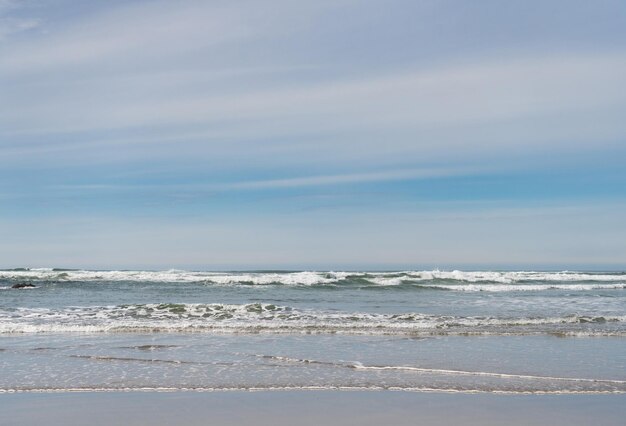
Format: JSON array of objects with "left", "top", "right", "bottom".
[{"left": 1, "top": 0, "right": 625, "bottom": 269}]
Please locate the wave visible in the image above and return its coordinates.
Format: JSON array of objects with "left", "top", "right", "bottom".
[
  {"left": 0, "top": 270, "right": 350, "bottom": 285},
  {"left": 1, "top": 303, "right": 624, "bottom": 335},
  {"left": 1, "top": 269, "right": 625, "bottom": 290},
  {"left": 261, "top": 355, "right": 626, "bottom": 384},
  {"left": 418, "top": 283, "right": 626, "bottom": 292}
]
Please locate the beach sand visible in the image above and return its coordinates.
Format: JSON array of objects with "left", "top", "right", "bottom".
[{"left": 1, "top": 391, "right": 625, "bottom": 426}]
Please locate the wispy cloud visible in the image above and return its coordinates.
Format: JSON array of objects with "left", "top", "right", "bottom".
[
  {"left": 0, "top": 16, "right": 40, "bottom": 40},
  {"left": 4, "top": 51, "right": 626, "bottom": 134},
  {"left": 0, "top": 0, "right": 337, "bottom": 71},
  {"left": 2, "top": 50, "right": 626, "bottom": 174},
  {"left": 218, "top": 167, "right": 473, "bottom": 190},
  {"left": 2, "top": 1, "right": 626, "bottom": 173},
  {"left": 0, "top": 0, "right": 40, "bottom": 41},
  {"left": 54, "top": 166, "right": 485, "bottom": 193}
]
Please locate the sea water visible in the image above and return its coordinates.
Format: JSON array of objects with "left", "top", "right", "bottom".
[{"left": 1, "top": 269, "right": 625, "bottom": 393}]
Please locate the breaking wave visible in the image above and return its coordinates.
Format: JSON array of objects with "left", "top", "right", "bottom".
[
  {"left": 1, "top": 303, "right": 624, "bottom": 336},
  {"left": 1, "top": 269, "right": 625, "bottom": 291}
]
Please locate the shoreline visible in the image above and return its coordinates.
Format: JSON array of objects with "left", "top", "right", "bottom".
[
  {"left": 1, "top": 387, "right": 626, "bottom": 395},
  {"left": 1, "top": 390, "right": 625, "bottom": 426}
]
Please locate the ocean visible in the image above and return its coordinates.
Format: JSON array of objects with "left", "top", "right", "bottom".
[{"left": 1, "top": 269, "right": 625, "bottom": 393}]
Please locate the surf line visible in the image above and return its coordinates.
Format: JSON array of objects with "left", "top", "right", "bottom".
[
  {"left": 262, "top": 355, "right": 626, "bottom": 384},
  {"left": 350, "top": 363, "right": 626, "bottom": 384}
]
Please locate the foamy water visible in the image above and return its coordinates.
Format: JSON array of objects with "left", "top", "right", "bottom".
[
  {"left": 1, "top": 303, "right": 624, "bottom": 336},
  {"left": 2, "top": 269, "right": 625, "bottom": 286}
]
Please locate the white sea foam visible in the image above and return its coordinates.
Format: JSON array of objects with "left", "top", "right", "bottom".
[
  {"left": 1, "top": 303, "right": 623, "bottom": 335},
  {"left": 368, "top": 276, "right": 406, "bottom": 286},
  {"left": 350, "top": 364, "right": 626, "bottom": 384},
  {"left": 1, "top": 269, "right": 625, "bottom": 288},
  {"left": 420, "top": 283, "right": 626, "bottom": 292},
  {"left": 0, "top": 270, "right": 349, "bottom": 285},
  {"left": 401, "top": 270, "right": 626, "bottom": 284}
]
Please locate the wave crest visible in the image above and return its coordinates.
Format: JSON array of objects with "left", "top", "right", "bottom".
[
  {"left": 1, "top": 269, "right": 625, "bottom": 291},
  {"left": 1, "top": 303, "right": 624, "bottom": 336}
]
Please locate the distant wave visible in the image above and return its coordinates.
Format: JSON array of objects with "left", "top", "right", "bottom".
[
  {"left": 1, "top": 303, "right": 624, "bottom": 336},
  {"left": 416, "top": 283, "right": 626, "bottom": 292},
  {"left": 1, "top": 269, "right": 625, "bottom": 291}
]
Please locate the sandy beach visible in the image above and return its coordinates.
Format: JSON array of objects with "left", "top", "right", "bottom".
[{"left": 1, "top": 391, "right": 625, "bottom": 426}]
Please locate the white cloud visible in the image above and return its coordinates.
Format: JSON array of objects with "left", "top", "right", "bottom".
[
  {"left": 51, "top": 165, "right": 487, "bottom": 193},
  {"left": 218, "top": 167, "right": 472, "bottom": 190},
  {"left": 0, "top": 0, "right": 339, "bottom": 71},
  {"left": 5, "top": 51, "right": 626, "bottom": 132},
  {"left": 1, "top": 1, "right": 625, "bottom": 171},
  {"left": 2, "top": 50, "right": 625, "bottom": 171}
]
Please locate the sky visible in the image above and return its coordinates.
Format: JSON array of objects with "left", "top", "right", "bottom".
[{"left": 1, "top": 0, "right": 625, "bottom": 270}]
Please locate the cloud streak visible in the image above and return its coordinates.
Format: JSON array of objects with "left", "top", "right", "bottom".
[
  {"left": 4, "top": 52, "right": 626, "bottom": 133},
  {"left": 2, "top": 50, "right": 626, "bottom": 176},
  {"left": 52, "top": 166, "right": 485, "bottom": 194}
]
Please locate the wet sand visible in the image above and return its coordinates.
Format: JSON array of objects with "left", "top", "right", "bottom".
[{"left": 1, "top": 391, "right": 625, "bottom": 426}]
